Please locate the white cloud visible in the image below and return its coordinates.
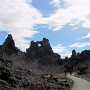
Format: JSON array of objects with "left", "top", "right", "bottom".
[
  {"left": 52, "top": 44, "right": 71, "bottom": 58},
  {"left": 46, "top": 0, "right": 90, "bottom": 31},
  {"left": 0, "top": 0, "right": 42, "bottom": 51},
  {"left": 51, "top": 0, "right": 61, "bottom": 7},
  {"left": 70, "top": 42, "right": 90, "bottom": 48},
  {"left": 78, "top": 33, "right": 90, "bottom": 40}
]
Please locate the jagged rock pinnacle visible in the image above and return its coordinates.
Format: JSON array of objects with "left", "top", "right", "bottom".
[{"left": 0, "top": 34, "right": 19, "bottom": 56}]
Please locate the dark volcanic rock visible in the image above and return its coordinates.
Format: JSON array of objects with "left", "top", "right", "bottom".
[
  {"left": 63, "top": 49, "right": 90, "bottom": 75},
  {"left": 26, "top": 38, "right": 62, "bottom": 64},
  {"left": 26, "top": 38, "right": 53, "bottom": 58},
  {"left": 39, "top": 55, "right": 55, "bottom": 64},
  {"left": 0, "top": 67, "right": 11, "bottom": 81},
  {"left": 0, "top": 34, "right": 73, "bottom": 90},
  {"left": 0, "top": 57, "right": 73, "bottom": 90},
  {"left": 77, "top": 64, "right": 88, "bottom": 75},
  {"left": 0, "top": 34, "right": 20, "bottom": 56},
  {"left": 0, "top": 35, "right": 62, "bottom": 65},
  {"left": 0, "top": 45, "right": 1, "bottom": 49},
  {"left": 26, "top": 40, "right": 39, "bottom": 60}
]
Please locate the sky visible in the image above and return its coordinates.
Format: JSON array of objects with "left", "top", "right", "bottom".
[{"left": 0, "top": 0, "right": 90, "bottom": 58}]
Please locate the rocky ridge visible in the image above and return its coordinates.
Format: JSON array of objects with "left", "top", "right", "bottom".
[{"left": 0, "top": 34, "right": 73, "bottom": 90}]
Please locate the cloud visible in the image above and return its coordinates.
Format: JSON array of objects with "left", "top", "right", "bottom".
[
  {"left": 78, "top": 33, "right": 90, "bottom": 40},
  {"left": 46, "top": 0, "right": 90, "bottom": 31},
  {"left": 70, "top": 42, "right": 90, "bottom": 48},
  {"left": 0, "top": 0, "right": 90, "bottom": 51},
  {"left": 50, "top": 0, "right": 61, "bottom": 7},
  {"left": 52, "top": 44, "right": 71, "bottom": 58},
  {"left": 0, "top": 0, "right": 42, "bottom": 51}
]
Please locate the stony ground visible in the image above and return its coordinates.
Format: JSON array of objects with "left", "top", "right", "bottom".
[{"left": 0, "top": 57, "right": 73, "bottom": 90}]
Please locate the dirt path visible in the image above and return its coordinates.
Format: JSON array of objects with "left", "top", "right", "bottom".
[{"left": 67, "top": 74, "right": 90, "bottom": 90}]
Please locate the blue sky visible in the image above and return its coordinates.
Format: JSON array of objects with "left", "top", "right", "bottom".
[
  {"left": 32, "top": 0, "right": 56, "bottom": 17},
  {"left": 0, "top": 0, "right": 90, "bottom": 58}
]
